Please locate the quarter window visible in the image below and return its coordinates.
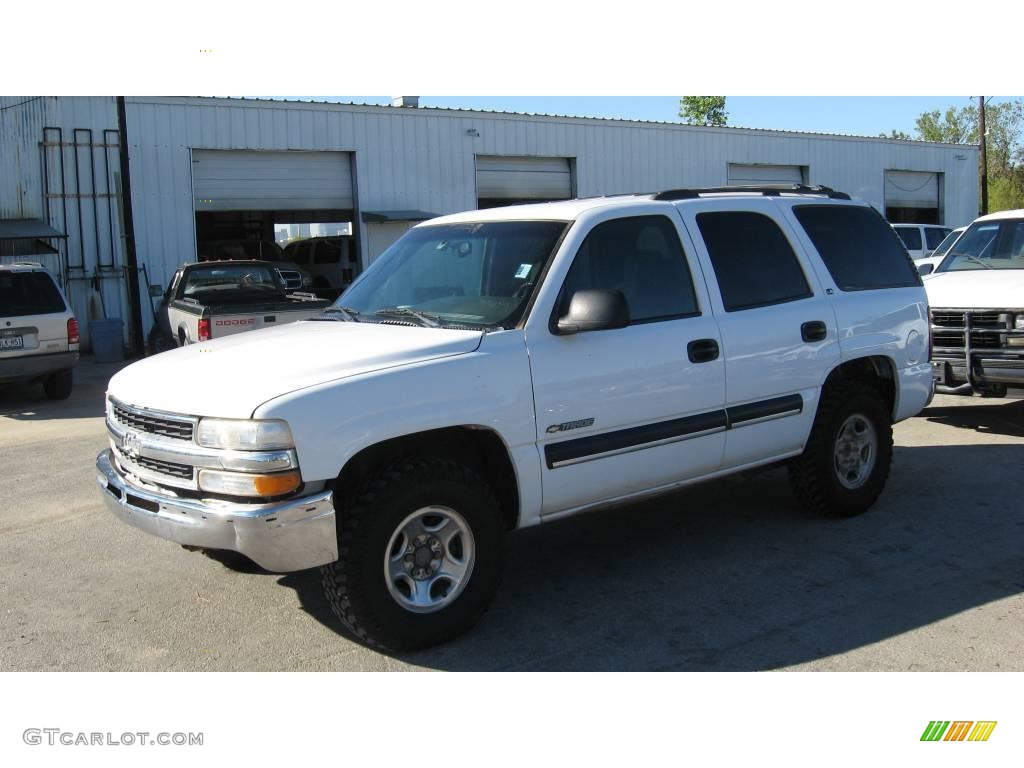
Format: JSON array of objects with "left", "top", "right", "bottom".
[
  {"left": 896, "top": 227, "right": 922, "bottom": 251},
  {"left": 793, "top": 205, "right": 919, "bottom": 290},
  {"left": 696, "top": 211, "right": 812, "bottom": 311},
  {"left": 558, "top": 216, "right": 699, "bottom": 323}
]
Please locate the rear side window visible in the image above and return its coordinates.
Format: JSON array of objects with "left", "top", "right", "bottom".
[
  {"left": 895, "top": 227, "right": 922, "bottom": 251},
  {"left": 794, "top": 206, "right": 920, "bottom": 291},
  {"left": 925, "top": 228, "right": 949, "bottom": 250},
  {"left": 0, "top": 271, "right": 66, "bottom": 318},
  {"left": 559, "top": 215, "right": 699, "bottom": 323},
  {"left": 696, "top": 211, "right": 812, "bottom": 312}
]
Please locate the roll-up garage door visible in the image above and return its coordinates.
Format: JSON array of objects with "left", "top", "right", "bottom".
[
  {"left": 727, "top": 163, "right": 805, "bottom": 186},
  {"left": 476, "top": 155, "right": 573, "bottom": 205},
  {"left": 192, "top": 150, "right": 354, "bottom": 211},
  {"left": 884, "top": 170, "right": 939, "bottom": 209}
]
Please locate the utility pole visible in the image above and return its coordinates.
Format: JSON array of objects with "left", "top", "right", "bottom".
[{"left": 979, "top": 96, "right": 988, "bottom": 215}]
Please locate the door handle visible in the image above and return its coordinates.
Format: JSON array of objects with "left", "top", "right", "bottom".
[
  {"left": 687, "top": 338, "right": 720, "bottom": 363},
  {"left": 801, "top": 320, "right": 828, "bottom": 343}
]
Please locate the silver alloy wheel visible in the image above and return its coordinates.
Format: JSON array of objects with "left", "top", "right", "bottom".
[
  {"left": 833, "top": 413, "right": 877, "bottom": 490},
  {"left": 384, "top": 506, "right": 475, "bottom": 614}
]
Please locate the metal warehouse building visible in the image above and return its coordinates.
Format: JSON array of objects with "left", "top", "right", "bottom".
[{"left": 1, "top": 95, "right": 980, "bottom": 351}]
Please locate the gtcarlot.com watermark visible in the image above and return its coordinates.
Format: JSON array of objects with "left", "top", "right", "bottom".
[{"left": 23, "top": 728, "right": 203, "bottom": 747}]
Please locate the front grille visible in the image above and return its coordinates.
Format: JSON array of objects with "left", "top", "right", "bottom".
[
  {"left": 931, "top": 311, "right": 964, "bottom": 328},
  {"left": 134, "top": 455, "right": 194, "bottom": 480},
  {"left": 112, "top": 402, "right": 194, "bottom": 441},
  {"left": 932, "top": 331, "right": 1003, "bottom": 349}
]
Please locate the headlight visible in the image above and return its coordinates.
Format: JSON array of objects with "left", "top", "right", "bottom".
[
  {"left": 302, "top": 275, "right": 314, "bottom": 288},
  {"left": 198, "top": 468, "right": 301, "bottom": 497},
  {"left": 1015, "top": 315, "right": 1024, "bottom": 330},
  {"left": 196, "top": 418, "right": 294, "bottom": 450}
]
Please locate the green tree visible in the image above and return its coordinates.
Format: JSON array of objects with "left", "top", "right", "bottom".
[
  {"left": 879, "top": 129, "right": 911, "bottom": 140},
  {"left": 679, "top": 96, "right": 727, "bottom": 126}
]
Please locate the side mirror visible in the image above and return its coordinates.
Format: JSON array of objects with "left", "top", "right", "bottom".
[
  {"left": 556, "top": 289, "right": 630, "bottom": 335},
  {"left": 917, "top": 263, "right": 934, "bottom": 276}
]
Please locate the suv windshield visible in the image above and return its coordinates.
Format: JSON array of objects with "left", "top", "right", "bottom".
[
  {"left": 337, "top": 221, "right": 568, "bottom": 329},
  {"left": 0, "top": 271, "right": 66, "bottom": 318},
  {"left": 937, "top": 219, "right": 1024, "bottom": 272},
  {"left": 180, "top": 264, "right": 284, "bottom": 301}
]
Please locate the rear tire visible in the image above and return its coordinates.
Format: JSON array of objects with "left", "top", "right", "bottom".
[
  {"left": 44, "top": 368, "right": 73, "bottom": 400},
  {"left": 788, "top": 381, "right": 893, "bottom": 518},
  {"left": 321, "top": 458, "right": 503, "bottom": 651}
]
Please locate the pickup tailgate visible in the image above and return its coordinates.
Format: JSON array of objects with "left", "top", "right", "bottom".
[{"left": 210, "top": 301, "right": 330, "bottom": 339}]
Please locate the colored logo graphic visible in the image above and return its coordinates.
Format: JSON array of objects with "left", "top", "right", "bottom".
[{"left": 921, "top": 721, "right": 997, "bottom": 742}]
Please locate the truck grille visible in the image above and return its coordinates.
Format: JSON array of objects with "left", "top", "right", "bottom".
[
  {"left": 932, "top": 331, "right": 1002, "bottom": 349},
  {"left": 111, "top": 401, "right": 195, "bottom": 441},
  {"left": 930, "top": 310, "right": 1008, "bottom": 329},
  {"left": 133, "top": 455, "right": 194, "bottom": 480},
  {"left": 930, "top": 309, "right": 1013, "bottom": 350}
]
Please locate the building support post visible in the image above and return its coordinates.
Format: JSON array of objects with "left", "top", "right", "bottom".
[{"left": 116, "top": 96, "right": 145, "bottom": 357}]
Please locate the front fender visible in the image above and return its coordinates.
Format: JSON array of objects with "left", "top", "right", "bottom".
[{"left": 254, "top": 330, "right": 543, "bottom": 525}]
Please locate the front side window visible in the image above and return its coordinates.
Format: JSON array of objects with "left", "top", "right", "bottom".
[
  {"left": 339, "top": 220, "right": 567, "bottom": 329},
  {"left": 697, "top": 211, "right": 812, "bottom": 311},
  {"left": 793, "top": 205, "right": 919, "bottom": 291},
  {"left": 938, "top": 219, "right": 1024, "bottom": 272},
  {"left": 0, "top": 272, "right": 66, "bottom": 318},
  {"left": 930, "top": 229, "right": 963, "bottom": 260},
  {"left": 895, "top": 227, "right": 922, "bottom": 251},
  {"left": 557, "top": 215, "right": 699, "bottom": 323}
]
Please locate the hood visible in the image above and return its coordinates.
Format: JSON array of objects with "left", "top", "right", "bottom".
[
  {"left": 108, "top": 320, "right": 483, "bottom": 418},
  {"left": 924, "top": 269, "right": 1024, "bottom": 310}
]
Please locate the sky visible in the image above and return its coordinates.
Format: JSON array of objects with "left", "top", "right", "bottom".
[{"left": 287, "top": 96, "right": 1018, "bottom": 138}]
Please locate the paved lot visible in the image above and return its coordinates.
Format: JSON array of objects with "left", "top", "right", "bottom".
[{"left": 1, "top": 357, "right": 1022, "bottom": 671}]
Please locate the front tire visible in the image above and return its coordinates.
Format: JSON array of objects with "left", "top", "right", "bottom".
[
  {"left": 788, "top": 381, "right": 893, "bottom": 518},
  {"left": 321, "top": 459, "right": 503, "bottom": 651},
  {"left": 44, "top": 368, "right": 73, "bottom": 400}
]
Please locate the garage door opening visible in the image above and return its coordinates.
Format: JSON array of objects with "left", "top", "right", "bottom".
[
  {"left": 885, "top": 170, "right": 941, "bottom": 224},
  {"left": 192, "top": 150, "right": 359, "bottom": 297},
  {"left": 727, "top": 163, "right": 808, "bottom": 188},
  {"left": 476, "top": 155, "right": 574, "bottom": 209}
]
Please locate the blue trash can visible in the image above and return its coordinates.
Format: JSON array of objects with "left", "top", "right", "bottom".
[{"left": 89, "top": 318, "right": 124, "bottom": 363}]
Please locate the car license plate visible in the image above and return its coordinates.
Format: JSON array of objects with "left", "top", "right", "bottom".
[
  {"left": 0, "top": 335, "right": 24, "bottom": 350},
  {"left": 931, "top": 361, "right": 948, "bottom": 384}
]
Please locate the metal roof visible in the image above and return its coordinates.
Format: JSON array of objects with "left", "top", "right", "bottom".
[
  {"left": 182, "top": 96, "right": 977, "bottom": 148},
  {"left": 0, "top": 218, "right": 67, "bottom": 240}
]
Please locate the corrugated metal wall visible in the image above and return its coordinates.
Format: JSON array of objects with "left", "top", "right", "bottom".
[
  {"left": 6, "top": 97, "right": 980, "bottom": 341},
  {"left": 1, "top": 96, "right": 128, "bottom": 349},
  {"left": 123, "top": 99, "right": 979, "bottom": 331}
]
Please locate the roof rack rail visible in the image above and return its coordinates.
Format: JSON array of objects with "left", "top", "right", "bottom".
[{"left": 653, "top": 184, "right": 850, "bottom": 201}]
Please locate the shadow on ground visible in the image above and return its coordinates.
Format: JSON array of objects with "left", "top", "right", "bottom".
[
  {"left": 275, "top": 437, "right": 1024, "bottom": 670},
  {"left": 922, "top": 397, "right": 1024, "bottom": 439},
  {"left": 0, "top": 357, "right": 126, "bottom": 420}
]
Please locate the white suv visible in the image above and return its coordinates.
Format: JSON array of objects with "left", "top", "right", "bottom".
[
  {"left": 98, "top": 185, "right": 932, "bottom": 650},
  {"left": 0, "top": 263, "right": 79, "bottom": 399}
]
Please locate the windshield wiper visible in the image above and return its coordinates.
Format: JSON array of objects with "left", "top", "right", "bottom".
[
  {"left": 314, "top": 306, "right": 361, "bottom": 322},
  {"left": 372, "top": 307, "right": 441, "bottom": 328}
]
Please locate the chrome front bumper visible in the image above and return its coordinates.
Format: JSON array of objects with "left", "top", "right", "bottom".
[{"left": 96, "top": 449, "right": 337, "bottom": 572}]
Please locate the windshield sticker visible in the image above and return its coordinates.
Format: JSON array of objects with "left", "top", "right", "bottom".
[{"left": 514, "top": 264, "right": 532, "bottom": 279}]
